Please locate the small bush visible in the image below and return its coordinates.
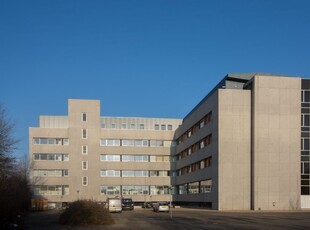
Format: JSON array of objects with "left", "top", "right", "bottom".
[{"left": 59, "top": 200, "right": 114, "bottom": 226}]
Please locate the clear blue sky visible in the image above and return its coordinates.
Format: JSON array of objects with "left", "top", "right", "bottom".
[{"left": 1, "top": 0, "right": 309, "bottom": 158}]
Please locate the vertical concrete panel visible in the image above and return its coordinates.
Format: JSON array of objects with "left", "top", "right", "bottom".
[
  {"left": 218, "top": 89, "right": 251, "bottom": 210},
  {"left": 252, "top": 76, "right": 301, "bottom": 210}
]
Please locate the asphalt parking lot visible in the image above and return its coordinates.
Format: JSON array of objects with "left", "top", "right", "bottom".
[{"left": 25, "top": 208, "right": 310, "bottom": 230}]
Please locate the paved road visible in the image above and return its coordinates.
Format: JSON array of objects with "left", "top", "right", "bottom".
[{"left": 25, "top": 208, "right": 310, "bottom": 230}]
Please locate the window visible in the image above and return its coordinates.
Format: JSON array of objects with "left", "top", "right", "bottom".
[
  {"left": 122, "top": 139, "right": 135, "bottom": 146},
  {"left": 121, "top": 123, "right": 127, "bottom": 129},
  {"left": 150, "top": 140, "right": 163, "bottom": 147},
  {"left": 122, "top": 186, "right": 149, "bottom": 195},
  {"left": 154, "top": 124, "right": 159, "bottom": 130},
  {"left": 122, "top": 139, "right": 148, "bottom": 147},
  {"left": 82, "top": 145, "right": 88, "bottom": 155},
  {"left": 33, "top": 169, "right": 69, "bottom": 177},
  {"left": 178, "top": 184, "right": 188, "bottom": 194},
  {"left": 122, "top": 155, "right": 148, "bottom": 162},
  {"left": 130, "top": 124, "right": 135, "bottom": 129},
  {"left": 168, "top": 125, "right": 173, "bottom": 130},
  {"left": 63, "top": 154, "right": 69, "bottom": 161},
  {"left": 121, "top": 155, "right": 135, "bottom": 162},
  {"left": 100, "top": 155, "right": 120, "bottom": 161},
  {"left": 188, "top": 182, "right": 199, "bottom": 194},
  {"left": 111, "top": 123, "right": 116, "bottom": 129},
  {"left": 100, "top": 170, "right": 120, "bottom": 177},
  {"left": 82, "top": 176, "right": 88, "bottom": 186},
  {"left": 135, "top": 140, "right": 148, "bottom": 147},
  {"left": 121, "top": 170, "right": 148, "bottom": 177},
  {"left": 200, "top": 179, "right": 212, "bottom": 193},
  {"left": 150, "top": 186, "right": 170, "bottom": 195},
  {"left": 139, "top": 124, "right": 144, "bottom": 129},
  {"left": 33, "top": 153, "right": 69, "bottom": 161},
  {"left": 150, "top": 170, "right": 169, "bottom": 177},
  {"left": 150, "top": 155, "right": 169, "bottom": 162},
  {"left": 82, "top": 129, "right": 87, "bottom": 139},
  {"left": 81, "top": 113, "right": 87, "bottom": 122},
  {"left": 82, "top": 161, "right": 88, "bottom": 170},
  {"left": 33, "top": 138, "right": 69, "bottom": 145},
  {"left": 63, "top": 170, "right": 69, "bottom": 176},
  {"left": 100, "top": 186, "right": 120, "bottom": 195},
  {"left": 161, "top": 124, "right": 166, "bottom": 130},
  {"left": 100, "top": 139, "right": 121, "bottom": 146},
  {"left": 33, "top": 185, "right": 69, "bottom": 196}
]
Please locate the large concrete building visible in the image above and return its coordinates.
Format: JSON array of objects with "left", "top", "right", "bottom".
[{"left": 29, "top": 73, "right": 310, "bottom": 210}]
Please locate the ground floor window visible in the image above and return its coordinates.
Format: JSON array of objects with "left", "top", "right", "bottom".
[
  {"left": 177, "top": 179, "right": 212, "bottom": 195},
  {"left": 100, "top": 186, "right": 121, "bottom": 195},
  {"left": 33, "top": 185, "right": 69, "bottom": 195}
]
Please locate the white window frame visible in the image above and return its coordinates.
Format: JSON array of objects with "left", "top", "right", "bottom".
[
  {"left": 82, "top": 161, "right": 88, "bottom": 170},
  {"left": 82, "top": 176, "right": 88, "bottom": 186},
  {"left": 81, "top": 112, "right": 87, "bottom": 122},
  {"left": 82, "top": 129, "right": 87, "bottom": 139},
  {"left": 82, "top": 145, "right": 88, "bottom": 155}
]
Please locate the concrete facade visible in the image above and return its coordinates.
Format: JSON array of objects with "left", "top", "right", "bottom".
[{"left": 29, "top": 73, "right": 309, "bottom": 210}]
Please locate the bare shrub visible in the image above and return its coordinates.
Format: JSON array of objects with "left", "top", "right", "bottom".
[{"left": 59, "top": 200, "right": 114, "bottom": 226}]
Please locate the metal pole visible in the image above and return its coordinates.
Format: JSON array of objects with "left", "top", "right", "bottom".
[{"left": 169, "top": 187, "right": 172, "bottom": 219}]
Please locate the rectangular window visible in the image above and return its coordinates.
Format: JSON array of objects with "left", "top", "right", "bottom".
[
  {"left": 130, "top": 124, "right": 135, "bottom": 129},
  {"left": 81, "top": 113, "right": 87, "bottom": 122},
  {"left": 100, "top": 155, "right": 120, "bottom": 161},
  {"left": 178, "top": 184, "right": 188, "bottom": 195},
  {"left": 100, "top": 170, "right": 120, "bottom": 177},
  {"left": 63, "top": 170, "right": 69, "bottom": 177},
  {"left": 150, "top": 140, "right": 163, "bottom": 147},
  {"left": 82, "top": 129, "right": 87, "bottom": 139},
  {"left": 188, "top": 182, "right": 199, "bottom": 194},
  {"left": 33, "top": 185, "right": 69, "bottom": 196},
  {"left": 139, "top": 124, "right": 145, "bottom": 129},
  {"left": 122, "top": 171, "right": 135, "bottom": 177},
  {"left": 121, "top": 123, "right": 127, "bottom": 129},
  {"left": 161, "top": 124, "right": 166, "bottom": 130},
  {"left": 33, "top": 153, "right": 69, "bottom": 161},
  {"left": 82, "top": 176, "right": 88, "bottom": 186},
  {"left": 82, "top": 161, "right": 88, "bottom": 170},
  {"left": 168, "top": 125, "right": 173, "bottom": 130},
  {"left": 82, "top": 145, "right": 88, "bottom": 155},
  {"left": 33, "top": 138, "right": 69, "bottom": 145},
  {"left": 100, "top": 186, "right": 120, "bottom": 195},
  {"left": 100, "top": 139, "right": 121, "bottom": 146},
  {"left": 122, "top": 186, "right": 149, "bottom": 195},
  {"left": 150, "top": 186, "right": 170, "bottom": 195},
  {"left": 154, "top": 124, "right": 159, "bottom": 130},
  {"left": 122, "top": 139, "right": 135, "bottom": 146},
  {"left": 200, "top": 179, "right": 212, "bottom": 193},
  {"left": 111, "top": 123, "right": 116, "bottom": 129}
]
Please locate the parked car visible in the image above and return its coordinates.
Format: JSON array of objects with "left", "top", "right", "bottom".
[
  {"left": 142, "top": 202, "right": 152, "bottom": 208},
  {"left": 107, "top": 198, "right": 122, "bottom": 213},
  {"left": 153, "top": 201, "right": 170, "bottom": 212},
  {"left": 122, "top": 198, "right": 134, "bottom": 210}
]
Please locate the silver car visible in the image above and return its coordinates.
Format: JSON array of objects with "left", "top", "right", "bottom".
[{"left": 153, "top": 202, "right": 170, "bottom": 212}]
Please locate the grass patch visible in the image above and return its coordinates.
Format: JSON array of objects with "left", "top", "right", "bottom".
[{"left": 59, "top": 200, "right": 114, "bottom": 226}]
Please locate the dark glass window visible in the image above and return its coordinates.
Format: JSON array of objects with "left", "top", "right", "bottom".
[{"left": 301, "top": 186, "right": 310, "bottom": 195}]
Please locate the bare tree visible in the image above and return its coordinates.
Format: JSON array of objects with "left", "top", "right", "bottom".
[
  {"left": 0, "top": 104, "right": 31, "bottom": 227},
  {"left": 0, "top": 104, "right": 19, "bottom": 177}
]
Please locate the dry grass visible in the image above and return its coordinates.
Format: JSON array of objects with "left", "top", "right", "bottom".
[{"left": 59, "top": 200, "right": 114, "bottom": 226}]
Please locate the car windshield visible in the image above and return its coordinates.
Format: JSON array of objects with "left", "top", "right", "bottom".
[
  {"left": 123, "top": 199, "right": 132, "bottom": 203},
  {"left": 159, "top": 202, "right": 168, "bottom": 205}
]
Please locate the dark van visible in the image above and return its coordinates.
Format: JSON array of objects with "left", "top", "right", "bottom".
[{"left": 122, "top": 198, "right": 134, "bottom": 210}]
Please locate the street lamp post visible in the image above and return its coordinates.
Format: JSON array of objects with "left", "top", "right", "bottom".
[{"left": 169, "top": 186, "right": 173, "bottom": 219}]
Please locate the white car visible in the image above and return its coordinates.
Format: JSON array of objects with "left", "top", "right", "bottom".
[{"left": 153, "top": 202, "right": 170, "bottom": 212}]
